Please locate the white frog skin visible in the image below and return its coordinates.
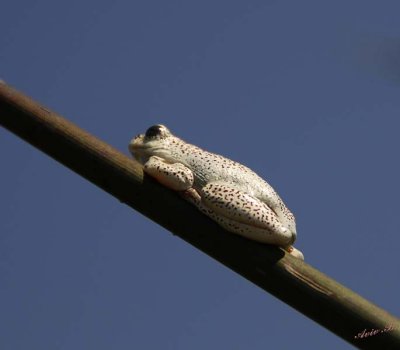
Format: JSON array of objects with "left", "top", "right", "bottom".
[{"left": 129, "top": 125, "right": 304, "bottom": 260}]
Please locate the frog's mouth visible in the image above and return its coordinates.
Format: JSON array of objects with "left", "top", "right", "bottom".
[
  {"left": 129, "top": 134, "right": 149, "bottom": 164},
  {"left": 128, "top": 134, "right": 169, "bottom": 165}
]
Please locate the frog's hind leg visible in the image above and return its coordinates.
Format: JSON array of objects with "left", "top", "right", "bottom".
[
  {"left": 195, "top": 182, "right": 295, "bottom": 247},
  {"left": 207, "top": 211, "right": 293, "bottom": 246}
]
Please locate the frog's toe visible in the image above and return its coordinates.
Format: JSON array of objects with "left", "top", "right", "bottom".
[
  {"left": 277, "top": 226, "right": 296, "bottom": 245},
  {"left": 284, "top": 246, "right": 304, "bottom": 260}
]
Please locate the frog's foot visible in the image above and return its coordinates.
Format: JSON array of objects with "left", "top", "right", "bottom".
[
  {"left": 284, "top": 246, "right": 304, "bottom": 260},
  {"left": 180, "top": 188, "right": 201, "bottom": 205},
  {"left": 193, "top": 182, "right": 296, "bottom": 247}
]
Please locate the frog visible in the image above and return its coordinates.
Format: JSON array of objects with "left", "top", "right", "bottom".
[{"left": 129, "top": 124, "right": 304, "bottom": 260}]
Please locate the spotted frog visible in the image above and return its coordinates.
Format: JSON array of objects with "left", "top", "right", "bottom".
[{"left": 129, "top": 125, "right": 303, "bottom": 259}]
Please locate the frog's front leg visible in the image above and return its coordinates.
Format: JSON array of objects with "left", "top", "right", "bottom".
[
  {"left": 143, "top": 156, "right": 194, "bottom": 191},
  {"left": 195, "top": 182, "right": 296, "bottom": 248}
]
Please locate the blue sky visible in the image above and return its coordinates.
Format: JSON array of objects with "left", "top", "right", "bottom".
[{"left": 1, "top": 1, "right": 399, "bottom": 349}]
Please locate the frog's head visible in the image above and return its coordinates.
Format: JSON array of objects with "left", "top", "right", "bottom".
[{"left": 129, "top": 124, "right": 174, "bottom": 164}]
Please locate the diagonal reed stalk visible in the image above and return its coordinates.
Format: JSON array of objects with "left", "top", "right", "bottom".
[{"left": 0, "top": 82, "right": 399, "bottom": 349}]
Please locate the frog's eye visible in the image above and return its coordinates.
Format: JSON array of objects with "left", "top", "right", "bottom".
[{"left": 145, "top": 125, "right": 163, "bottom": 138}]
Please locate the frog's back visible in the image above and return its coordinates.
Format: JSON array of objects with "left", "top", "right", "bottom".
[{"left": 171, "top": 141, "right": 276, "bottom": 199}]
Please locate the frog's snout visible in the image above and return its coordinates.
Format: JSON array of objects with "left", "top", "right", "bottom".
[
  {"left": 128, "top": 134, "right": 144, "bottom": 161},
  {"left": 129, "top": 134, "right": 142, "bottom": 149},
  {"left": 128, "top": 138, "right": 136, "bottom": 155}
]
